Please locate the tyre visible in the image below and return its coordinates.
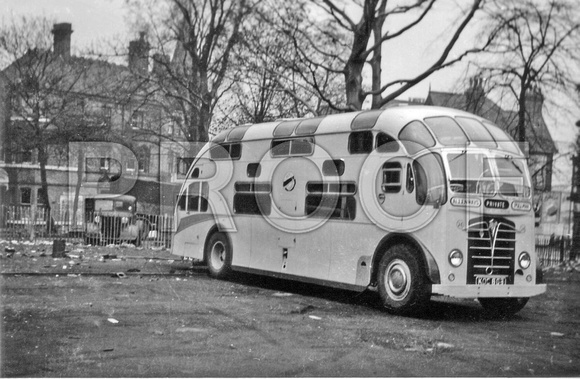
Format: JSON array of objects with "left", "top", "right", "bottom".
[
  {"left": 205, "top": 232, "right": 232, "bottom": 279},
  {"left": 478, "top": 297, "right": 529, "bottom": 318},
  {"left": 377, "top": 244, "right": 431, "bottom": 315}
]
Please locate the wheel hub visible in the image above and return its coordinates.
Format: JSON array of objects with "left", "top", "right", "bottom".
[
  {"left": 211, "top": 242, "right": 225, "bottom": 269},
  {"left": 385, "top": 259, "right": 411, "bottom": 301}
]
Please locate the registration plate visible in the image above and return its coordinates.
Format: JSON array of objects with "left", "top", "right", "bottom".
[{"left": 475, "top": 276, "right": 507, "bottom": 285}]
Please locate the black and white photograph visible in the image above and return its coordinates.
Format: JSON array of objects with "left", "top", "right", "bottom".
[{"left": 1, "top": 0, "right": 579, "bottom": 376}]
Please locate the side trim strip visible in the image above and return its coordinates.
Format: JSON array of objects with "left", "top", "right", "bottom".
[
  {"left": 175, "top": 213, "right": 215, "bottom": 234},
  {"left": 232, "top": 265, "right": 367, "bottom": 293}
]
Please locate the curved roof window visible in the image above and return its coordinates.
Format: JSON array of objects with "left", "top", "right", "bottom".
[
  {"left": 455, "top": 117, "right": 497, "bottom": 149},
  {"left": 423, "top": 116, "right": 468, "bottom": 147},
  {"left": 482, "top": 122, "right": 521, "bottom": 154},
  {"left": 398, "top": 121, "right": 435, "bottom": 155}
]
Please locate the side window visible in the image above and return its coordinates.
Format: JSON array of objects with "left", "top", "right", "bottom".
[
  {"left": 376, "top": 132, "right": 399, "bottom": 153},
  {"left": 348, "top": 131, "right": 373, "bottom": 154},
  {"left": 423, "top": 116, "right": 468, "bottom": 146},
  {"left": 233, "top": 182, "right": 271, "bottom": 215},
  {"left": 271, "top": 137, "right": 314, "bottom": 157},
  {"left": 177, "top": 182, "right": 209, "bottom": 212},
  {"left": 381, "top": 162, "right": 402, "bottom": 193},
  {"left": 247, "top": 163, "right": 261, "bottom": 178},
  {"left": 406, "top": 164, "right": 414, "bottom": 193},
  {"left": 209, "top": 143, "right": 242, "bottom": 160},
  {"left": 413, "top": 153, "right": 447, "bottom": 206},
  {"left": 305, "top": 182, "right": 356, "bottom": 220},
  {"left": 322, "top": 159, "right": 345, "bottom": 176},
  {"left": 398, "top": 121, "right": 435, "bottom": 155}
]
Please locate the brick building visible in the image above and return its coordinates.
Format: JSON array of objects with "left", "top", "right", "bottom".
[{"left": 0, "top": 23, "right": 191, "bottom": 227}]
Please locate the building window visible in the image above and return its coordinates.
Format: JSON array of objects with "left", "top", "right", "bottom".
[
  {"left": 136, "top": 145, "right": 150, "bottom": 173},
  {"left": 130, "top": 111, "right": 144, "bottom": 129},
  {"left": 102, "top": 105, "right": 112, "bottom": 125},
  {"left": 126, "top": 159, "right": 136, "bottom": 173},
  {"left": 37, "top": 188, "right": 46, "bottom": 205},
  {"left": 177, "top": 158, "right": 195, "bottom": 176},
  {"left": 20, "top": 187, "right": 31, "bottom": 205},
  {"left": 76, "top": 98, "right": 86, "bottom": 114}
]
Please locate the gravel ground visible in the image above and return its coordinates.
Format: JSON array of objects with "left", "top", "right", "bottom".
[{"left": 1, "top": 239, "right": 579, "bottom": 377}]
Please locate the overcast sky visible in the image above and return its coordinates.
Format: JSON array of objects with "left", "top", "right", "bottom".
[
  {"left": 2, "top": 0, "right": 578, "bottom": 181},
  {"left": 2, "top": 0, "right": 130, "bottom": 47}
]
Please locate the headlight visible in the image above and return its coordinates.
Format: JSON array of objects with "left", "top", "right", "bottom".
[
  {"left": 518, "top": 251, "right": 531, "bottom": 269},
  {"left": 121, "top": 216, "right": 129, "bottom": 224},
  {"left": 449, "top": 249, "right": 463, "bottom": 267},
  {"left": 94, "top": 215, "right": 101, "bottom": 223}
]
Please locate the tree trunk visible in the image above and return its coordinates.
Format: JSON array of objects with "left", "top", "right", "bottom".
[
  {"left": 370, "top": 3, "right": 385, "bottom": 110},
  {"left": 517, "top": 83, "right": 527, "bottom": 143},
  {"left": 37, "top": 144, "right": 55, "bottom": 234},
  {"left": 72, "top": 148, "right": 84, "bottom": 233},
  {"left": 344, "top": 61, "right": 366, "bottom": 111},
  {"left": 343, "top": 0, "right": 377, "bottom": 111}
]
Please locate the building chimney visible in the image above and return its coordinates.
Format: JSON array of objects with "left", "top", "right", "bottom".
[
  {"left": 526, "top": 85, "right": 544, "bottom": 115},
  {"left": 465, "top": 77, "right": 485, "bottom": 115},
  {"left": 129, "top": 32, "right": 150, "bottom": 76},
  {"left": 52, "top": 23, "right": 73, "bottom": 59}
]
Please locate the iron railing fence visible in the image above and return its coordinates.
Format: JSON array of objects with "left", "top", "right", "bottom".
[
  {"left": 0, "top": 205, "right": 173, "bottom": 248},
  {"left": 0, "top": 205, "right": 575, "bottom": 266},
  {"left": 535, "top": 234, "right": 572, "bottom": 267}
]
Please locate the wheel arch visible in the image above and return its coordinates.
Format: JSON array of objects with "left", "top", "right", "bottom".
[
  {"left": 203, "top": 224, "right": 232, "bottom": 263},
  {"left": 371, "top": 233, "right": 440, "bottom": 286}
]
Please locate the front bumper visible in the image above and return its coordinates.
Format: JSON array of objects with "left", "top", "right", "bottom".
[{"left": 431, "top": 283, "right": 547, "bottom": 298}]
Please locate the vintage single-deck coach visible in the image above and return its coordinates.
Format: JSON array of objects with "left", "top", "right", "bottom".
[{"left": 171, "top": 106, "right": 546, "bottom": 316}]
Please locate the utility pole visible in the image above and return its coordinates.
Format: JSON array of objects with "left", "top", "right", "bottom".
[{"left": 569, "top": 121, "right": 580, "bottom": 261}]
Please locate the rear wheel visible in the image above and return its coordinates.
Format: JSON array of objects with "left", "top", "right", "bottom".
[
  {"left": 478, "top": 297, "right": 529, "bottom": 318},
  {"left": 205, "top": 232, "right": 232, "bottom": 279},
  {"left": 377, "top": 244, "right": 430, "bottom": 315}
]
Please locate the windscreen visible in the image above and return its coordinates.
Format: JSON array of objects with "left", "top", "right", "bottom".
[
  {"left": 447, "top": 152, "right": 530, "bottom": 197},
  {"left": 94, "top": 200, "right": 133, "bottom": 212}
]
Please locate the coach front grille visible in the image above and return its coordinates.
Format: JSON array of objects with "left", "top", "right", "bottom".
[{"left": 466, "top": 217, "right": 516, "bottom": 285}]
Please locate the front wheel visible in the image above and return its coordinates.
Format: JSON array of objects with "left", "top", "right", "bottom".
[
  {"left": 205, "top": 232, "right": 232, "bottom": 279},
  {"left": 478, "top": 297, "right": 529, "bottom": 318},
  {"left": 377, "top": 244, "right": 431, "bottom": 315}
]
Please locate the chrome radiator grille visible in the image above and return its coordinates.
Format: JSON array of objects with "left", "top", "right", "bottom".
[{"left": 466, "top": 217, "right": 516, "bottom": 285}]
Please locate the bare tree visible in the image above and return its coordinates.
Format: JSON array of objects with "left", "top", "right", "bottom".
[
  {"left": 221, "top": 2, "right": 344, "bottom": 127},
  {"left": 265, "top": 0, "right": 489, "bottom": 112},
  {"left": 474, "top": 0, "right": 580, "bottom": 142},
  {"left": 0, "top": 16, "right": 118, "bottom": 227},
  {"left": 127, "top": 0, "right": 253, "bottom": 143}
]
